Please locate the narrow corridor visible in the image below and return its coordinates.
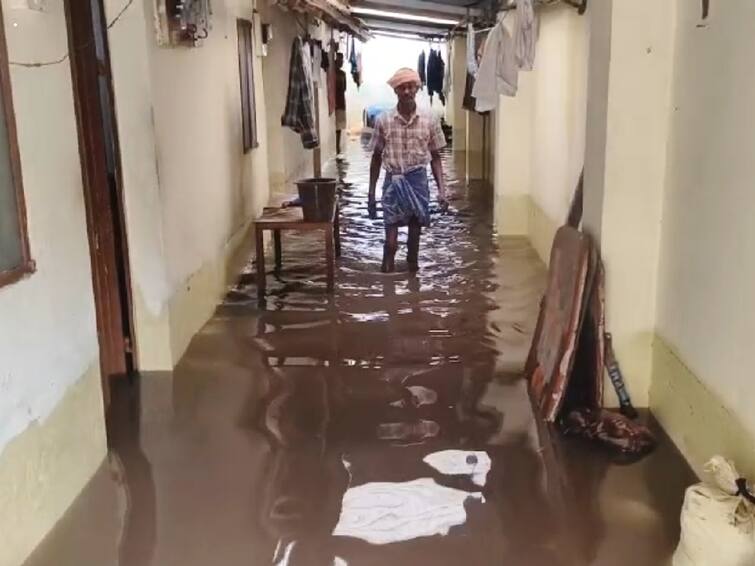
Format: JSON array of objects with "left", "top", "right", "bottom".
[{"left": 24, "top": 141, "right": 695, "bottom": 566}]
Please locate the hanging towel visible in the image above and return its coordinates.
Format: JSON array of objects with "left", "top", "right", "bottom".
[
  {"left": 466, "top": 23, "right": 479, "bottom": 77},
  {"left": 472, "top": 21, "right": 518, "bottom": 112},
  {"left": 418, "top": 51, "right": 427, "bottom": 89},
  {"left": 515, "top": 0, "right": 537, "bottom": 71},
  {"left": 281, "top": 37, "right": 319, "bottom": 149},
  {"left": 349, "top": 37, "right": 362, "bottom": 88}
]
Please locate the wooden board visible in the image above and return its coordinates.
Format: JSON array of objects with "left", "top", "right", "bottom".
[{"left": 526, "top": 226, "right": 591, "bottom": 422}]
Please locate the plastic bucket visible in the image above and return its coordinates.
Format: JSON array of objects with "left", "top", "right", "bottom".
[{"left": 296, "top": 177, "right": 337, "bottom": 222}]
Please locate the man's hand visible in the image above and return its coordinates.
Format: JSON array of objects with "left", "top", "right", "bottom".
[
  {"left": 368, "top": 197, "right": 378, "bottom": 219},
  {"left": 439, "top": 196, "right": 449, "bottom": 212}
]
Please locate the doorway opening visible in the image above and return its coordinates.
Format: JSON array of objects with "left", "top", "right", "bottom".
[{"left": 65, "top": 0, "right": 136, "bottom": 411}]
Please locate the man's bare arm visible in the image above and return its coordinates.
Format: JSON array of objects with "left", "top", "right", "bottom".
[
  {"left": 368, "top": 151, "right": 382, "bottom": 217},
  {"left": 430, "top": 150, "right": 447, "bottom": 207}
]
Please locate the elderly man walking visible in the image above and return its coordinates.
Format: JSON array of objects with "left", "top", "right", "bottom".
[{"left": 368, "top": 68, "right": 448, "bottom": 273}]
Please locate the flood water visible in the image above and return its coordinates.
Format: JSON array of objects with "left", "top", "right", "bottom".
[{"left": 24, "top": 140, "right": 695, "bottom": 566}]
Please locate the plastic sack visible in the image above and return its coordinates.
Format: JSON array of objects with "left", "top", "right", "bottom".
[{"left": 673, "top": 456, "right": 755, "bottom": 566}]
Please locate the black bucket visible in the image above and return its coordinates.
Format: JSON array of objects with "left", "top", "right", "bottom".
[{"left": 296, "top": 177, "right": 337, "bottom": 222}]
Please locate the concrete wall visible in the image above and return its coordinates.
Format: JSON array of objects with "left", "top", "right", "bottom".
[
  {"left": 106, "top": 0, "right": 271, "bottom": 370},
  {"left": 0, "top": 3, "right": 106, "bottom": 565},
  {"left": 3, "top": 0, "right": 274, "bottom": 561},
  {"left": 494, "top": 6, "right": 588, "bottom": 262},
  {"left": 583, "top": 0, "right": 676, "bottom": 408},
  {"left": 651, "top": 0, "right": 755, "bottom": 477}
]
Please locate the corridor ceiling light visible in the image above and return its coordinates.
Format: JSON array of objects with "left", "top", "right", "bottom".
[
  {"left": 373, "top": 30, "right": 427, "bottom": 41},
  {"left": 350, "top": 7, "right": 460, "bottom": 26}
]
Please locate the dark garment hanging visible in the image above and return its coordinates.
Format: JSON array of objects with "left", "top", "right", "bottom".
[
  {"left": 321, "top": 48, "right": 330, "bottom": 72},
  {"left": 417, "top": 51, "right": 427, "bottom": 89},
  {"left": 463, "top": 73, "right": 476, "bottom": 111},
  {"left": 281, "top": 37, "right": 319, "bottom": 149},
  {"left": 463, "top": 72, "right": 489, "bottom": 115},
  {"left": 327, "top": 44, "right": 337, "bottom": 115},
  {"left": 349, "top": 36, "right": 361, "bottom": 88},
  {"left": 427, "top": 49, "right": 445, "bottom": 105}
]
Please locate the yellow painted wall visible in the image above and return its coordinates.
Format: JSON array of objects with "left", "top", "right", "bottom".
[
  {"left": 494, "top": 6, "right": 588, "bottom": 264},
  {"left": 651, "top": 0, "right": 755, "bottom": 475},
  {"left": 583, "top": 0, "right": 676, "bottom": 407}
]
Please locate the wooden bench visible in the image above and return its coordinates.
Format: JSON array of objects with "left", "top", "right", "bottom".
[{"left": 254, "top": 199, "right": 341, "bottom": 297}]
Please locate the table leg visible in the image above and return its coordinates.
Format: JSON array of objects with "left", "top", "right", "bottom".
[
  {"left": 325, "top": 225, "right": 335, "bottom": 293},
  {"left": 334, "top": 206, "right": 342, "bottom": 258},
  {"left": 255, "top": 227, "right": 266, "bottom": 297},
  {"left": 274, "top": 229, "right": 282, "bottom": 271}
]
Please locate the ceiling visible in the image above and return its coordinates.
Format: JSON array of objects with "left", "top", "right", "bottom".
[{"left": 350, "top": 0, "right": 493, "bottom": 37}]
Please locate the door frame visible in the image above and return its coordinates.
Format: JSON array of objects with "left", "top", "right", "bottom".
[{"left": 64, "top": 0, "right": 137, "bottom": 408}]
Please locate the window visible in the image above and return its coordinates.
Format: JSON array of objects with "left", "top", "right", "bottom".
[
  {"left": 0, "top": 5, "right": 32, "bottom": 288},
  {"left": 237, "top": 18, "right": 259, "bottom": 152}
]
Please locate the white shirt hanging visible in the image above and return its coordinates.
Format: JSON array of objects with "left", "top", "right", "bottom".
[
  {"left": 466, "top": 23, "right": 479, "bottom": 77},
  {"left": 515, "top": 0, "right": 537, "bottom": 71},
  {"left": 472, "top": 19, "right": 518, "bottom": 112}
]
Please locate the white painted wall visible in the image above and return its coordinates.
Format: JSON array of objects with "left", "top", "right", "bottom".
[
  {"left": 0, "top": 0, "right": 100, "bottom": 456},
  {"left": 144, "top": 0, "right": 270, "bottom": 290},
  {"left": 656, "top": 0, "right": 755, "bottom": 438},
  {"left": 0, "top": 3, "right": 107, "bottom": 564},
  {"left": 260, "top": 2, "right": 317, "bottom": 190},
  {"left": 494, "top": 6, "right": 588, "bottom": 258},
  {"left": 528, "top": 7, "right": 587, "bottom": 231},
  {"left": 105, "top": 0, "right": 271, "bottom": 368}
]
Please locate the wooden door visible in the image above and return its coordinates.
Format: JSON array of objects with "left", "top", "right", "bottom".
[{"left": 65, "top": 0, "right": 136, "bottom": 405}]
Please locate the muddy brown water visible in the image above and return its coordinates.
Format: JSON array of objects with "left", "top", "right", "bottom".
[{"left": 23, "top": 141, "right": 695, "bottom": 566}]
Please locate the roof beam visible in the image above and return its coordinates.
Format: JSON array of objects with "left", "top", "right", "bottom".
[{"left": 351, "top": 0, "right": 482, "bottom": 18}]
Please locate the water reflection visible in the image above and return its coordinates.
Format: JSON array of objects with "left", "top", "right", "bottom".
[
  {"left": 23, "top": 138, "right": 695, "bottom": 566},
  {"left": 241, "top": 139, "right": 555, "bottom": 563}
]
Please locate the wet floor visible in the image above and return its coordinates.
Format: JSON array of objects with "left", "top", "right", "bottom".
[{"left": 24, "top": 140, "right": 696, "bottom": 566}]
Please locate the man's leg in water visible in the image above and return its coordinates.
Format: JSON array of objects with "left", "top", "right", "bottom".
[
  {"left": 407, "top": 217, "right": 421, "bottom": 271},
  {"left": 336, "top": 130, "right": 342, "bottom": 155},
  {"left": 382, "top": 225, "right": 399, "bottom": 273}
]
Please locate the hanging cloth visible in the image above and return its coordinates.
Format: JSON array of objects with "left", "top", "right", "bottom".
[
  {"left": 349, "top": 36, "right": 362, "bottom": 88},
  {"left": 515, "top": 0, "right": 537, "bottom": 71},
  {"left": 466, "top": 23, "right": 479, "bottom": 77},
  {"left": 472, "top": 20, "right": 518, "bottom": 112},
  {"left": 327, "top": 41, "right": 337, "bottom": 115},
  {"left": 310, "top": 40, "right": 322, "bottom": 86},
  {"left": 427, "top": 49, "right": 445, "bottom": 105},
  {"left": 418, "top": 51, "right": 427, "bottom": 89},
  {"left": 281, "top": 37, "right": 319, "bottom": 149}
]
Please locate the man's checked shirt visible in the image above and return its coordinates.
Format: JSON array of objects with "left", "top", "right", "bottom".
[{"left": 370, "top": 108, "right": 446, "bottom": 173}]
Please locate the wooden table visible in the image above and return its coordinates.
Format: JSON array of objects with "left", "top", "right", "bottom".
[{"left": 254, "top": 200, "right": 341, "bottom": 297}]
